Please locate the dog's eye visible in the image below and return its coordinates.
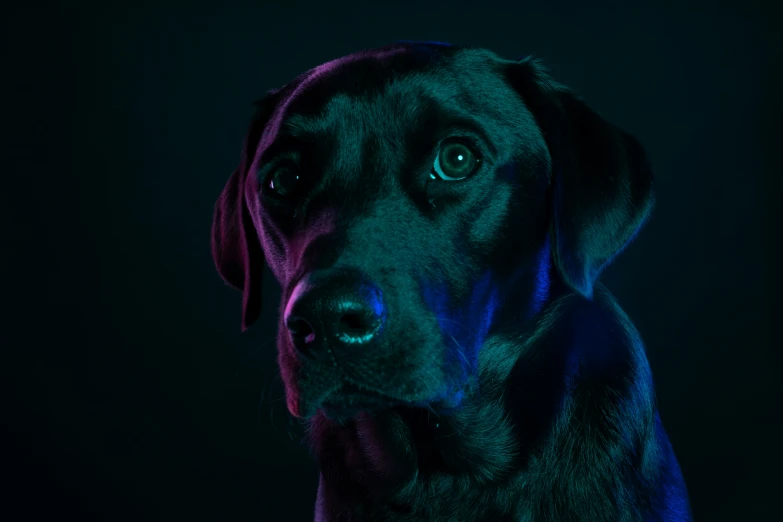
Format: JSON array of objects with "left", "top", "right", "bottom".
[
  {"left": 266, "top": 164, "right": 301, "bottom": 198},
  {"left": 430, "top": 140, "right": 481, "bottom": 181}
]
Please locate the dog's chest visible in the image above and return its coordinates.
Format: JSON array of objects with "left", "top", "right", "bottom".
[{"left": 317, "top": 474, "right": 529, "bottom": 522}]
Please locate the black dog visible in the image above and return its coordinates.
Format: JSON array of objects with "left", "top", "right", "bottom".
[{"left": 211, "top": 41, "right": 692, "bottom": 521}]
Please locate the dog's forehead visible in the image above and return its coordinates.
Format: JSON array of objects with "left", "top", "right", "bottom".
[{"left": 271, "top": 46, "right": 530, "bottom": 147}]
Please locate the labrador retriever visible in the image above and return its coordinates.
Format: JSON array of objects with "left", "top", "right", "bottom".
[{"left": 211, "top": 41, "right": 692, "bottom": 521}]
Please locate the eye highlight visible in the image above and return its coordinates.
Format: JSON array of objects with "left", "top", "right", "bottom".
[
  {"left": 430, "top": 139, "right": 482, "bottom": 181},
  {"left": 263, "top": 162, "right": 301, "bottom": 198}
]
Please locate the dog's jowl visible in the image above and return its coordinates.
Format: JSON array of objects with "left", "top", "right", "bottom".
[{"left": 211, "top": 41, "right": 692, "bottom": 521}]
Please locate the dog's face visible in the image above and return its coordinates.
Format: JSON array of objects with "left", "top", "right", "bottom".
[{"left": 211, "top": 42, "right": 654, "bottom": 420}]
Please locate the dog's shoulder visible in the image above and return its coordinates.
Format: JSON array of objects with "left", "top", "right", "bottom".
[{"left": 512, "top": 285, "right": 687, "bottom": 520}]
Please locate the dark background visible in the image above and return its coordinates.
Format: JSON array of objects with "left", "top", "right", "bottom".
[{"left": 3, "top": 1, "right": 780, "bottom": 520}]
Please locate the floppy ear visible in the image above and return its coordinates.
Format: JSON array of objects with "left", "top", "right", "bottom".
[
  {"left": 505, "top": 57, "right": 655, "bottom": 299},
  {"left": 211, "top": 90, "right": 283, "bottom": 331}
]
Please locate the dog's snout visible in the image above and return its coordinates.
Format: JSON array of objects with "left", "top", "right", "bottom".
[{"left": 284, "top": 274, "right": 386, "bottom": 361}]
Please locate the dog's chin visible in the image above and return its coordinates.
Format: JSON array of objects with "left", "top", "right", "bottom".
[
  {"left": 318, "top": 383, "right": 402, "bottom": 422},
  {"left": 293, "top": 379, "right": 472, "bottom": 423},
  {"left": 320, "top": 401, "right": 396, "bottom": 422},
  {"left": 288, "top": 383, "right": 400, "bottom": 420}
]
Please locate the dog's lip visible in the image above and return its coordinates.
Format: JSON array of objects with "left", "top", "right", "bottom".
[
  {"left": 320, "top": 382, "right": 400, "bottom": 415},
  {"left": 325, "top": 382, "right": 391, "bottom": 403}
]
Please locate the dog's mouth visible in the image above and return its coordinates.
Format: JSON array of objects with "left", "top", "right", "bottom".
[{"left": 320, "top": 383, "right": 402, "bottom": 420}]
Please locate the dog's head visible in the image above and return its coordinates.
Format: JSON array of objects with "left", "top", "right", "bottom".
[{"left": 211, "top": 42, "right": 653, "bottom": 419}]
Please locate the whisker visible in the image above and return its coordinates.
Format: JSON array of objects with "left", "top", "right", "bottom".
[{"left": 447, "top": 333, "right": 472, "bottom": 369}]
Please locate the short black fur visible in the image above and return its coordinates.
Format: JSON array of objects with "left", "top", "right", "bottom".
[{"left": 211, "top": 42, "right": 692, "bottom": 521}]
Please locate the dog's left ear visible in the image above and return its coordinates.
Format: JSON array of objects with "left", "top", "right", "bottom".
[
  {"left": 211, "top": 88, "right": 285, "bottom": 331},
  {"left": 504, "top": 57, "right": 655, "bottom": 299}
]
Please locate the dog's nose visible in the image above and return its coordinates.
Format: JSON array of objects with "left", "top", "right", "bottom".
[{"left": 284, "top": 274, "right": 386, "bottom": 361}]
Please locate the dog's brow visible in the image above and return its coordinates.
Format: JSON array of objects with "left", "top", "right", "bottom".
[
  {"left": 280, "top": 113, "right": 321, "bottom": 138},
  {"left": 275, "top": 91, "right": 499, "bottom": 157}
]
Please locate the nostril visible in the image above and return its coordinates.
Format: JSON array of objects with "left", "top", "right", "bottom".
[
  {"left": 340, "top": 312, "right": 365, "bottom": 331},
  {"left": 287, "top": 316, "right": 315, "bottom": 343},
  {"left": 336, "top": 310, "right": 381, "bottom": 344}
]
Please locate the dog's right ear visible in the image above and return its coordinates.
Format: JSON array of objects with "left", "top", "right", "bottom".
[
  {"left": 503, "top": 57, "right": 655, "bottom": 299},
  {"left": 211, "top": 88, "right": 285, "bottom": 331}
]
